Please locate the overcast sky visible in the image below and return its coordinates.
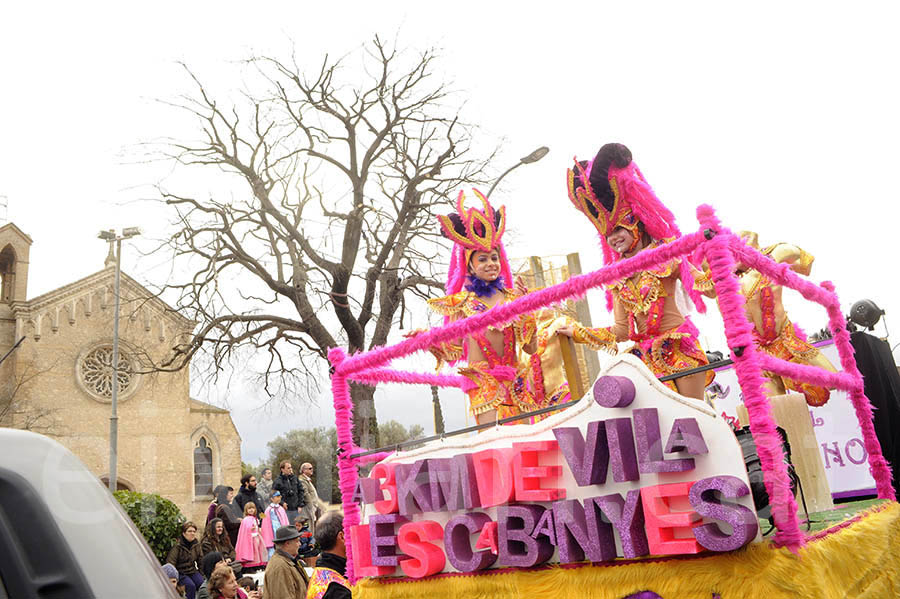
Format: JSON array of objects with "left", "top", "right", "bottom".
[{"left": 2, "top": 2, "right": 898, "bottom": 464}]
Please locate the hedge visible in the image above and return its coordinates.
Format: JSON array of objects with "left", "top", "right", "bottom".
[{"left": 114, "top": 490, "right": 186, "bottom": 563}]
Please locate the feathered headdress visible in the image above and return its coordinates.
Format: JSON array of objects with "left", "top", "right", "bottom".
[
  {"left": 438, "top": 189, "right": 514, "bottom": 299},
  {"left": 566, "top": 143, "right": 705, "bottom": 312}
]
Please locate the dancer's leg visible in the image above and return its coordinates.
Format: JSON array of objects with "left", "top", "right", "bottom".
[{"left": 675, "top": 371, "right": 707, "bottom": 401}]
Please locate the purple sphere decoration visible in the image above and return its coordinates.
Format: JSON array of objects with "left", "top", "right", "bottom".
[
  {"left": 664, "top": 418, "right": 709, "bottom": 455},
  {"left": 633, "top": 408, "right": 695, "bottom": 473},
  {"left": 592, "top": 375, "right": 636, "bottom": 408},
  {"left": 553, "top": 420, "right": 610, "bottom": 486},
  {"left": 605, "top": 418, "right": 640, "bottom": 482},
  {"left": 594, "top": 490, "right": 650, "bottom": 558},
  {"left": 444, "top": 512, "right": 497, "bottom": 572},
  {"left": 553, "top": 498, "right": 617, "bottom": 563},
  {"left": 689, "top": 475, "right": 759, "bottom": 552},
  {"left": 369, "top": 513, "right": 408, "bottom": 567},
  {"left": 497, "top": 505, "right": 553, "bottom": 568}
]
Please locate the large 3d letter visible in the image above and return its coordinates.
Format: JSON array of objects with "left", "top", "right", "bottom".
[
  {"left": 370, "top": 463, "right": 399, "bottom": 514},
  {"left": 641, "top": 482, "right": 702, "bottom": 555},
  {"left": 512, "top": 440, "right": 564, "bottom": 502},
  {"left": 529, "top": 509, "right": 556, "bottom": 546},
  {"left": 426, "top": 458, "right": 451, "bottom": 511},
  {"left": 398, "top": 520, "right": 446, "bottom": 578},
  {"left": 664, "top": 418, "right": 709, "bottom": 455},
  {"left": 472, "top": 448, "right": 516, "bottom": 508},
  {"left": 552, "top": 498, "right": 617, "bottom": 563},
  {"left": 395, "top": 460, "right": 433, "bottom": 515},
  {"left": 444, "top": 512, "right": 497, "bottom": 572},
  {"left": 553, "top": 421, "right": 610, "bottom": 486},
  {"left": 349, "top": 524, "right": 395, "bottom": 577},
  {"left": 436, "top": 454, "right": 481, "bottom": 511},
  {"left": 605, "top": 418, "right": 640, "bottom": 482},
  {"left": 594, "top": 490, "right": 650, "bottom": 559},
  {"left": 689, "top": 475, "right": 758, "bottom": 552},
  {"left": 369, "top": 513, "right": 408, "bottom": 566},
  {"left": 633, "top": 409, "right": 695, "bottom": 473},
  {"left": 353, "top": 477, "right": 381, "bottom": 505},
  {"left": 497, "top": 505, "right": 553, "bottom": 568}
]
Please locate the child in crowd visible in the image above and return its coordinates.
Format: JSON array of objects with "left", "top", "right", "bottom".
[
  {"left": 298, "top": 518, "right": 317, "bottom": 556},
  {"left": 161, "top": 563, "right": 186, "bottom": 598},
  {"left": 235, "top": 502, "right": 267, "bottom": 566},
  {"left": 260, "top": 491, "right": 290, "bottom": 559},
  {"left": 237, "top": 576, "right": 257, "bottom": 594}
]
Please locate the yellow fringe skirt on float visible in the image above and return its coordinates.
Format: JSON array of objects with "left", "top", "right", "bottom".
[{"left": 353, "top": 502, "right": 900, "bottom": 599}]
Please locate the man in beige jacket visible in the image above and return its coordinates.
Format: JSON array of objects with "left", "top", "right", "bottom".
[
  {"left": 298, "top": 463, "right": 326, "bottom": 536},
  {"left": 262, "top": 526, "right": 308, "bottom": 599}
]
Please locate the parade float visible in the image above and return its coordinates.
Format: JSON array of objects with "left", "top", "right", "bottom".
[{"left": 327, "top": 205, "right": 899, "bottom": 599}]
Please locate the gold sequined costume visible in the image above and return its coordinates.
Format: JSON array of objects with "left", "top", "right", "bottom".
[
  {"left": 426, "top": 289, "right": 537, "bottom": 420},
  {"left": 573, "top": 247, "right": 713, "bottom": 391},
  {"left": 697, "top": 233, "right": 837, "bottom": 406},
  {"left": 738, "top": 235, "right": 836, "bottom": 406}
]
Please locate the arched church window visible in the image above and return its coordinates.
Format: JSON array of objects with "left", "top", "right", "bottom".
[
  {"left": 100, "top": 476, "right": 133, "bottom": 491},
  {"left": 194, "top": 437, "right": 214, "bottom": 497},
  {"left": 0, "top": 245, "right": 15, "bottom": 303}
]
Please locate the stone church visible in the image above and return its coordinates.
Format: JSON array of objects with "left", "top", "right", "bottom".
[{"left": 0, "top": 222, "right": 242, "bottom": 525}]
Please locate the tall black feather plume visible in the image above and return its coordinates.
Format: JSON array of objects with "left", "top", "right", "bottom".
[{"left": 588, "top": 143, "right": 633, "bottom": 212}]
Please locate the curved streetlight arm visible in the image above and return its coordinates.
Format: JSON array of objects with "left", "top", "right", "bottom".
[
  {"left": 486, "top": 162, "right": 524, "bottom": 199},
  {"left": 485, "top": 146, "right": 550, "bottom": 199}
]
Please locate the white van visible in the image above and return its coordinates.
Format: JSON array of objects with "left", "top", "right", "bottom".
[{"left": 0, "top": 429, "right": 178, "bottom": 598}]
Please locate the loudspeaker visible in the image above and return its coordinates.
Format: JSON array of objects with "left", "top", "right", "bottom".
[{"left": 734, "top": 426, "right": 799, "bottom": 522}]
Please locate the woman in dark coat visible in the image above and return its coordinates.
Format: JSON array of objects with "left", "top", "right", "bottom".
[
  {"left": 207, "top": 485, "right": 228, "bottom": 526},
  {"left": 201, "top": 518, "right": 242, "bottom": 576},
  {"left": 166, "top": 521, "right": 204, "bottom": 599},
  {"left": 213, "top": 486, "right": 243, "bottom": 547}
]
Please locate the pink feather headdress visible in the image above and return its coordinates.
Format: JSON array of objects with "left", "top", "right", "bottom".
[{"left": 566, "top": 143, "right": 705, "bottom": 312}]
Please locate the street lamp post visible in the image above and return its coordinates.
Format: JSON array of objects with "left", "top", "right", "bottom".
[
  {"left": 97, "top": 226, "right": 141, "bottom": 492},
  {"left": 485, "top": 146, "right": 550, "bottom": 198}
]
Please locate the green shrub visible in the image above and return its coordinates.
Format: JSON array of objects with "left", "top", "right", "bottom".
[{"left": 114, "top": 490, "right": 186, "bottom": 563}]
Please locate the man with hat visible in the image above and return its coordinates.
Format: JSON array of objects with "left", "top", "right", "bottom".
[{"left": 262, "top": 526, "right": 309, "bottom": 599}]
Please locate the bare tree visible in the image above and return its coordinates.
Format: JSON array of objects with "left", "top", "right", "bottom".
[
  {"left": 0, "top": 360, "right": 59, "bottom": 433},
  {"left": 148, "top": 37, "right": 496, "bottom": 446}
]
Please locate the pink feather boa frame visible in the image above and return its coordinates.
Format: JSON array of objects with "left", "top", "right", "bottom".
[{"left": 329, "top": 205, "right": 894, "bottom": 582}]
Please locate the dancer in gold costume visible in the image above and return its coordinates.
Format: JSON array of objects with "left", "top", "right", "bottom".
[
  {"left": 559, "top": 143, "right": 713, "bottom": 400},
  {"left": 415, "top": 190, "right": 538, "bottom": 425},
  {"left": 697, "top": 231, "right": 837, "bottom": 406}
]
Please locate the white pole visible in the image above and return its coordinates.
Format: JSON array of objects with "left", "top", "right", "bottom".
[{"left": 109, "top": 237, "right": 122, "bottom": 493}]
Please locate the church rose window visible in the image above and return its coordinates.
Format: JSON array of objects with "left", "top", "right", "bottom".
[
  {"left": 194, "top": 438, "right": 214, "bottom": 496},
  {"left": 77, "top": 345, "right": 137, "bottom": 401}
]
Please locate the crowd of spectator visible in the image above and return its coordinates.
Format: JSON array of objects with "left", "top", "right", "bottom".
[{"left": 164, "top": 461, "right": 330, "bottom": 599}]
